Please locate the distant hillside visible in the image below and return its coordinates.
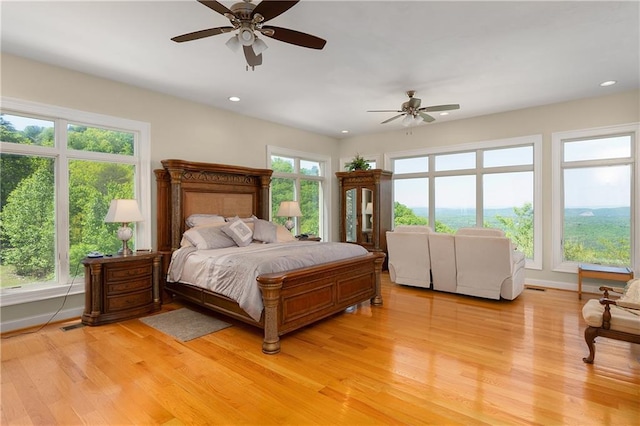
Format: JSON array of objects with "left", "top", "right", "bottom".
[
  {"left": 409, "top": 206, "right": 629, "bottom": 218},
  {"left": 564, "top": 207, "right": 629, "bottom": 217}
]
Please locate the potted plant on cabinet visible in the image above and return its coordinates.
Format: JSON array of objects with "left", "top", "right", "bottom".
[{"left": 344, "top": 154, "right": 371, "bottom": 171}]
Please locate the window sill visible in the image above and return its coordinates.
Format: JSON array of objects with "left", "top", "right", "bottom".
[{"left": 0, "top": 282, "right": 84, "bottom": 307}]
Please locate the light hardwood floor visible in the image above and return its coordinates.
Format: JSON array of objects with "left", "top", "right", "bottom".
[{"left": 2, "top": 274, "right": 639, "bottom": 425}]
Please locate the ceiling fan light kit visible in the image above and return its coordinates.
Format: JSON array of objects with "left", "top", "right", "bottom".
[
  {"left": 368, "top": 90, "right": 460, "bottom": 126},
  {"left": 172, "top": 0, "right": 326, "bottom": 70}
]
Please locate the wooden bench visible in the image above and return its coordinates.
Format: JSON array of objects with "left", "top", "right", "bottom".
[{"left": 577, "top": 264, "right": 634, "bottom": 300}]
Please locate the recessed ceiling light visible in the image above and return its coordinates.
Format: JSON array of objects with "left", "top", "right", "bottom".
[
  {"left": 341, "top": 130, "right": 349, "bottom": 134},
  {"left": 228, "top": 96, "right": 240, "bottom": 102},
  {"left": 600, "top": 80, "right": 617, "bottom": 87},
  {"left": 440, "top": 112, "right": 449, "bottom": 116}
]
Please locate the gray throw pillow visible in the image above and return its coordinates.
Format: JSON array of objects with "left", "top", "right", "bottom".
[{"left": 253, "top": 218, "right": 278, "bottom": 243}]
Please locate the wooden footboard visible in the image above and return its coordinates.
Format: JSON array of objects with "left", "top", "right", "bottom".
[
  {"left": 165, "top": 252, "right": 384, "bottom": 354},
  {"left": 258, "top": 251, "right": 384, "bottom": 354}
]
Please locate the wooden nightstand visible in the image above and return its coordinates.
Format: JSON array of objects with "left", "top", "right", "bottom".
[
  {"left": 296, "top": 235, "right": 321, "bottom": 241},
  {"left": 81, "top": 252, "right": 161, "bottom": 325}
]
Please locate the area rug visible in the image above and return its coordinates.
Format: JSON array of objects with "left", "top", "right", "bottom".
[{"left": 140, "top": 308, "right": 231, "bottom": 341}]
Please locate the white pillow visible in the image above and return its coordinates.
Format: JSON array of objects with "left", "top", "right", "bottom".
[
  {"left": 221, "top": 219, "right": 254, "bottom": 247},
  {"left": 619, "top": 279, "right": 640, "bottom": 309},
  {"left": 225, "top": 215, "right": 255, "bottom": 223},
  {"left": 182, "top": 223, "right": 236, "bottom": 250},
  {"left": 253, "top": 218, "right": 278, "bottom": 243},
  {"left": 185, "top": 214, "right": 225, "bottom": 228}
]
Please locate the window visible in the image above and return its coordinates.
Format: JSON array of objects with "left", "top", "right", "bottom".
[
  {"left": 0, "top": 98, "right": 150, "bottom": 304},
  {"left": 268, "top": 147, "right": 329, "bottom": 238},
  {"left": 552, "top": 124, "right": 639, "bottom": 272},
  {"left": 389, "top": 135, "right": 541, "bottom": 268}
]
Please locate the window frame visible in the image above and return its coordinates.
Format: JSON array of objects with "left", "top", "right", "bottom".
[
  {"left": 267, "top": 146, "right": 330, "bottom": 239},
  {"left": 386, "top": 134, "right": 542, "bottom": 270},
  {"left": 551, "top": 123, "right": 639, "bottom": 273},
  {"left": 0, "top": 97, "right": 151, "bottom": 306}
]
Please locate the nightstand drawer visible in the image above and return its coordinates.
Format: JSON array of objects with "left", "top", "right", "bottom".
[
  {"left": 106, "top": 290, "right": 153, "bottom": 312},
  {"left": 106, "top": 261, "right": 152, "bottom": 281},
  {"left": 107, "top": 277, "right": 152, "bottom": 294}
]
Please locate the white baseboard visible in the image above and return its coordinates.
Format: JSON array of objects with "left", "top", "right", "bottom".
[
  {"left": 1, "top": 306, "right": 83, "bottom": 333},
  {"left": 525, "top": 278, "right": 623, "bottom": 296}
]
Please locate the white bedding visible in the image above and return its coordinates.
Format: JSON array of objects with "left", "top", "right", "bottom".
[{"left": 167, "top": 241, "right": 369, "bottom": 321}]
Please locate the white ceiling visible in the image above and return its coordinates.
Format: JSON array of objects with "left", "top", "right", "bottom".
[{"left": 2, "top": 1, "right": 638, "bottom": 138}]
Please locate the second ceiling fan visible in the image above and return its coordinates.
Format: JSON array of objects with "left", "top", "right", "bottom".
[
  {"left": 171, "top": 0, "right": 326, "bottom": 69},
  {"left": 368, "top": 91, "right": 460, "bottom": 126}
]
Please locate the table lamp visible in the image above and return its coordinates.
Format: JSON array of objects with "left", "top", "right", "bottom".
[
  {"left": 104, "top": 199, "right": 143, "bottom": 255},
  {"left": 277, "top": 201, "right": 302, "bottom": 232}
]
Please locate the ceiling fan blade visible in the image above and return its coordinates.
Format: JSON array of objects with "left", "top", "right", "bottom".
[
  {"left": 253, "top": 1, "right": 299, "bottom": 22},
  {"left": 408, "top": 97, "right": 421, "bottom": 108},
  {"left": 420, "top": 104, "right": 460, "bottom": 113},
  {"left": 197, "top": 0, "right": 233, "bottom": 16},
  {"left": 243, "top": 45, "right": 263, "bottom": 67},
  {"left": 418, "top": 112, "right": 436, "bottom": 123},
  {"left": 171, "top": 27, "right": 234, "bottom": 43},
  {"left": 367, "top": 110, "right": 402, "bottom": 113},
  {"left": 381, "top": 114, "right": 405, "bottom": 124},
  {"left": 261, "top": 26, "right": 326, "bottom": 49}
]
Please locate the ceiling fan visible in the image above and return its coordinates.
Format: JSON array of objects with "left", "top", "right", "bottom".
[
  {"left": 368, "top": 91, "right": 460, "bottom": 126},
  {"left": 171, "top": 0, "right": 326, "bottom": 70}
]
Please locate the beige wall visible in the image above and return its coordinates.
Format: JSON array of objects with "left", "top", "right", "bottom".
[{"left": 1, "top": 52, "right": 638, "bottom": 330}]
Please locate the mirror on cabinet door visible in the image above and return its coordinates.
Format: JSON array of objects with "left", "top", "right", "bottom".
[{"left": 345, "top": 188, "right": 357, "bottom": 242}]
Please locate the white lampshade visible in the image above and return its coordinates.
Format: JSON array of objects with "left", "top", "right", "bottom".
[
  {"left": 226, "top": 34, "right": 241, "bottom": 52},
  {"left": 365, "top": 202, "right": 373, "bottom": 214},
  {"left": 104, "top": 199, "right": 143, "bottom": 223},
  {"left": 238, "top": 27, "right": 255, "bottom": 46},
  {"left": 277, "top": 201, "right": 302, "bottom": 218},
  {"left": 402, "top": 114, "right": 414, "bottom": 127},
  {"left": 252, "top": 37, "right": 268, "bottom": 55},
  {"left": 104, "top": 199, "right": 143, "bottom": 256}
]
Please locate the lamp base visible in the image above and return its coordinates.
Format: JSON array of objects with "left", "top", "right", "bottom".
[
  {"left": 284, "top": 218, "right": 294, "bottom": 232},
  {"left": 118, "top": 243, "right": 134, "bottom": 256},
  {"left": 117, "top": 224, "right": 134, "bottom": 256}
]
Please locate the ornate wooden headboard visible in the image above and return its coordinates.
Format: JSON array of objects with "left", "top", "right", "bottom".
[{"left": 154, "top": 159, "right": 273, "bottom": 257}]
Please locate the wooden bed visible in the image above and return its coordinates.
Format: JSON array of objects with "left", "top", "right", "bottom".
[{"left": 155, "top": 159, "right": 384, "bottom": 354}]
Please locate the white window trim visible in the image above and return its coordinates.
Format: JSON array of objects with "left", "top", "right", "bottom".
[
  {"left": 386, "top": 134, "right": 542, "bottom": 270},
  {"left": 551, "top": 123, "right": 639, "bottom": 274},
  {"left": 0, "top": 97, "right": 151, "bottom": 307},
  {"left": 267, "top": 145, "right": 331, "bottom": 241}
]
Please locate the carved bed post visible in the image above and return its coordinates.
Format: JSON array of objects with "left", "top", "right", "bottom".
[
  {"left": 258, "top": 277, "right": 284, "bottom": 354},
  {"left": 259, "top": 175, "right": 271, "bottom": 219},
  {"left": 166, "top": 167, "right": 184, "bottom": 251}
]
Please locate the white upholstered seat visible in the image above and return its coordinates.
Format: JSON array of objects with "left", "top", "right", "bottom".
[
  {"left": 386, "top": 226, "right": 432, "bottom": 288},
  {"left": 454, "top": 227, "right": 525, "bottom": 300}
]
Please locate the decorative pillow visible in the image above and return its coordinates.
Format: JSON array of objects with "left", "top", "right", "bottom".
[
  {"left": 182, "top": 223, "right": 236, "bottom": 250},
  {"left": 253, "top": 218, "right": 278, "bottom": 243},
  {"left": 221, "top": 219, "right": 254, "bottom": 247},
  {"left": 275, "top": 224, "right": 297, "bottom": 242},
  {"left": 618, "top": 279, "right": 640, "bottom": 310}
]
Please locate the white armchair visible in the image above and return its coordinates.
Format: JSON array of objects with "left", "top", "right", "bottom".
[
  {"left": 454, "top": 228, "right": 525, "bottom": 300},
  {"left": 386, "top": 225, "right": 432, "bottom": 288}
]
